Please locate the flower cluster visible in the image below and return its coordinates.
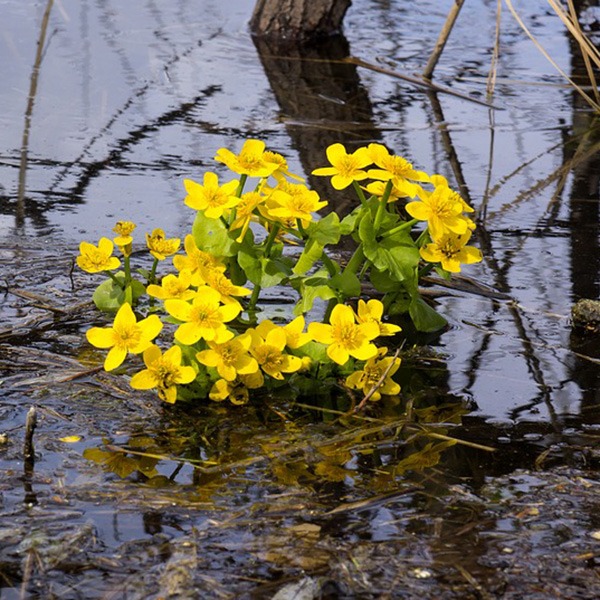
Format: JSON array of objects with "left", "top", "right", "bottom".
[{"left": 77, "top": 140, "right": 482, "bottom": 406}]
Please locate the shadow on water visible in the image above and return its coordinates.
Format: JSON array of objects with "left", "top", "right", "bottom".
[{"left": 2, "top": 0, "right": 600, "bottom": 597}]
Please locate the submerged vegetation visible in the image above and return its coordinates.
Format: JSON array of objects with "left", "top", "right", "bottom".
[{"left": 76, "top": 140, "right": 481, "bottom": 406}]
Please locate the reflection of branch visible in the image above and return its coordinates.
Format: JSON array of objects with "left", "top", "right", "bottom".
[
  {"left": 346, "top": 56, "right": 501, "bottom": 110},
  {"left": 17, "top": 0, "right": 54, "bottom": 228}
]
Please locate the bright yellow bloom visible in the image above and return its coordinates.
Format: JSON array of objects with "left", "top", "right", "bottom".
[
  {"left": 263, "top": 151, "right": 304, "bottom": 182},
  {"left": 145, "top": 228, "right": 181, "bottom": 260},
  {"left": 345, "top": 348, "right": 401, "bottom": 402},
  {"left": 86, "top": 303, "right": 163, "bottom": 371},
  {"left": 430, "top": 175, "right": 475, "bottom": 216},
  {"left": 367, "top": 143, "right": 429, "bottom": 195},
  {"left": 204, "top": 269, "right": 251, "bottom": 303},
  {"left": 229, "top": 191, "right": 264, "bottom": 242},
  {"left": 146, "top": 271, "right": 195, "bottom": 301},
  {"left": 365, "top": 179, "right": 421, "bottom": 202},
  {"left": 130, "top": 344, "right": 196, "bottom": 403},
  {"left": 76, "top": 237, "right": 121, "bottom": 273},
  {"left": 209, "top": 378, "right": 250, "bottom": 405},
  {"left": 268, "top": 187, "right": 327, "bottom": 226},
  {"left": 256, "top": 316, "right": 312, "bottom": 350},
  {"left": 215, "top": 139, "right": 278, "bottom": 178},
  {"left": 312, "top": 143, "right": 372, "bottom": 190},
  {"left": 165, "top": 286, "right": 239, "bottom": 345},
  {"left": 405, "top": 182, "right": 471, "bottom": 240},
  {"left": 173, "top": 235, "right": 226, "bottom": 286},
  {"left": 249, "top": 328, "right": 303, "bottom": 380},
  {"left": 308, "top": 303, "right": 379, "bottom": 365},
  {"left": 113, "top": 221, "right": 136, "bottom": 256},
  {"left": 420, "top": 230, "right": 482, "bottom": 273},
  {"left": 196, "top": 333, "right": 259, "bottom": 381},
  {"left": 183, "top": 173, "right": 240, "bottom": 219},
  {"left": 356, "top": 299, "right": 402, "bottom": 337}
]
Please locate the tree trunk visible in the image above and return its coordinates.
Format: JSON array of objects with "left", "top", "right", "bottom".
[{"left": 250, "top": 0, "right": 351, "bottom": 45}]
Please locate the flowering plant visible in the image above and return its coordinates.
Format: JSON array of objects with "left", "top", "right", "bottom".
[{"left": 77, "top": 140, "right": 481, "bottom": 405}]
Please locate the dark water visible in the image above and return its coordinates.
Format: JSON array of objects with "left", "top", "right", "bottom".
[{"left": 2, "top": 0, "right": 600, "bottom": 597}]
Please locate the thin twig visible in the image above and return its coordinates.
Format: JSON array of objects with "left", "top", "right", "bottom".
[{"left": 353, "top": 348, "right": 402, "bottom": 413}]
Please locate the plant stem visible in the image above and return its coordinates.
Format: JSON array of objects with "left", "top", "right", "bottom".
[
  {"left": 264, "top": 223, "right": 280, "bottom": 257},
  {"left": 149, "top": 258, "right": 159, "bottom": 284},
  {"left": 322, "top": 252, "right": 338, "bottom": 276},
  {"left": 246, "top": 284, "right": 262, "bottom": 321},
  {"left": 342, "top": 244, "right": 365, "bottom": 276},
  {"left": 106, "top": 271, "right": 124, "bottom": 289},
  {"left": 235, "top": 174, "right": 248, "bottom": 197},
  {"left": 352, "top": 181, "right": 368, "bottom": 208},
  {"left": 373, "top": 180, "right": 393, "bottom": 232},
  {"left": 381, "top": 218, "right": 418, "bottom": 238}
]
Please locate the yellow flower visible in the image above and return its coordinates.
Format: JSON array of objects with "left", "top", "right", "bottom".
[
  {"left": 268, "top": 187, "right": 327, "bottom": 226},
  {"left": 145, "top": 228, "right": 181, "bottom": 260},
  {"left": 130, "top": 344, "right": 196, "bottom": 403},
  {"left": 405, "top": 182, "right": 471, "bottom": 240},
  {"left": 365, "top": 180, "right": 421, "bottom": 203},
  {"left": 86, "top": 303, "right": 163, "bottom": 371},
  {"left": 263, "top": 151, "right": 304, "bottom": 182},
  {"left": 204, "top": 270, "right": 251, "bottom": 303},
  {"left": 173, "top": 234, "right": 226, "bottom": 286},
  {"left": 165, "top": 286, "right": 240, "bottom": 345},
  {"left": 312, "top": 143, "right": 371, "bottom": 190},
  {"left": 229, "top": 191, "right": 264, "bottom": 242},
  {"left": 356, "top": 299, "right": 402, "bottom": 337},
  {"left": 146, "top": 271, "right": 195, "bottom": 301},
  {"left": 419, "top": 230, "right": 482, "bottom": 273},
  {"left": 256, "top": 316, "right": 312, "bottom": 350},
  {"left": 430, "top": 175, "right": 475, "bottom": 216},
  {"left": 345, "top": 348, "right": 401, "bottom": 402},
  {"left": 183, "top": 173, "right": 240, "bottom": 219},
  {"left": 308, "top": 303, "right": 379, "bottom": 365},
  {"left": 196, "top": 333, "right": 259, "bottom": 381},
  {"left": 367, "top": 143, "right": 429, "bottom": 195},
  {"left": 215, "top": 139, "right": 279, "bottom": 178},
  {"left": 76, "top": 237, "right": 121, "bottom": 273},
  {"left": 209, "top": 378, "right": 250, "bottom": 405},
  {"left": 113, "top": 221, "right": 136, "bottom": 256},
  {"left": 249, "top": 328, "right": 303, "bottom": 380}
]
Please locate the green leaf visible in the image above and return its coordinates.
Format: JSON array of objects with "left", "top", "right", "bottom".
[
  {"left": 192, "top": 210, "right": 236, "bottom": 257},
  {"left": 329, "top": 270, "right": 361, "bottom": 297},
  {"left": 238, "top": 250, "right": 288, "bottom": 288},
  {"left": 293, "top": 280, "right": 336, "bottom": 315},
  {"left": 293, "top": 238, "right": 324, "bottom": 275},
  {"left": 339, "top": 207, "right": 361, "bottom": 235},
  {"left": 307, "top": 212, "right": 342, "bottom": 245},
  {"left": 92, "top": 274, "right": 145, "bottom": 312},
  {"left": 409, "top": 296, "right": 447, "bottom": 332}
]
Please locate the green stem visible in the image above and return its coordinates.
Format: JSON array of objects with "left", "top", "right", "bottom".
[
  {"left": 322, "top": 252, "right": 338, "bottom": 277},
  {"left": 123, "top": 255, "right": 132, "bottom": 288},
  {"left": 264, "top": 223, "right": 280, "bottom": 257},
  {"left": 296, "top": 218, "right": 307, "bottom": 238},
  {"left": 373, "top": 180, "right": 393, "bottom": 232},
  {"left": 106, "top": 271, "right": 124, "bottom": 289},
  {"left": 352, "top": 181, "right": 369, "bottom": 208},
  {"left": 381, "top": 218, "right": 418, "bottom": 238},
  {"left": 246, "top": 284, "right": 262, "bottom": 320},
  {"left": 149, "top": 258, "right": 159, "bottom": 284},
  {"left": 235, "top": 174, "right": 248, "bottom": 197},
  {"left": 342, "top": 244, "right": 365, "bottom": 276}
]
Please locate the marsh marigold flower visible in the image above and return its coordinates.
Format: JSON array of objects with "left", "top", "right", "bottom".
[
  {"left": 165, "top": 286, "right": 240, "bottom": 345},
  {"left": 146, "top": 228, "right": 180, "bottom": 260},
  {"left": 405, "top": 181, "right": 472, "bottom": 240},
  {"left": 312, "top": 143, "right": 371, "bottom": 190},
  {"left": 367, "top": 143, "right": 429, "bottom": 196},
  {"left": 196, "top": 333, "right": 259, "bottom": 381},
  {"left": 86, "top": 303, "right": 163, "bottom": 371},
  {"left": 173, "top": 234, "right": 226, "bottom": 286},
  {"left": 183, "top": 173, "right": 240, "bottom": 219},
  {"left": 113, "top": 221, "right": 136, "bottom": 256},
  {"left": 249, "top": 328, "right": 303, "bottom": 380},
  {"left": 268, "top": 186, "right": 327, "bottom": 226},
  {"left": 146, "top": 271, "right": 195, "bottom": 301},
  {"left": 255, "top": 316, "right": 312, "bottom": 350},
  {"left": 215, "top": 139, "right": 278, "bottom": 178},
  {"left": 356, "top": 299, "right": 402, "bottom": 337},
  {"left": 229, "top": 191, "right": 264, "bottom": 242},
  {"left": 263, "top": 150, "right": 304, "bottom": 182},
  {"left": 345, "top": 348, "right": 401, "bottom": 402},
  {"left": 77, "top": 237, "right": 121, "bottom": 273},
  {"left": 308, "top": 303, "right": 379, "bottom": 365},
  {"left": 130, "top": 344, "right": 196, "bottom": 403},
  {"left": 419, "top": 230, "right": 482, "bottom": 273}
]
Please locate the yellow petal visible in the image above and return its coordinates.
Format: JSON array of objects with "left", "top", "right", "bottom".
[
  {"left": 86, "top": 327, "right": 115, "bottom": 349},
  {"left": 130, "top": 369, "right": 157, "bottom": 390},
  {"left": 59, "top": 435, "right": 82, "bottom": 443},
  {"left": 104, "top": 346, "right": 127, "bottom": 371}
]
